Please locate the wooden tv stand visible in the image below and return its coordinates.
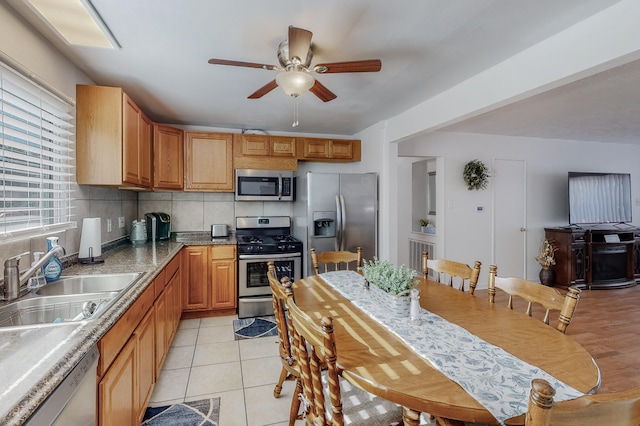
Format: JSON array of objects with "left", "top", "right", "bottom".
[{"left": 545, "top": 226, "right": 639, "bottom": 289}]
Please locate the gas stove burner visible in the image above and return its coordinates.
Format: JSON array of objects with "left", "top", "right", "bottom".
[
  {"left": 236, "top": 216, "right": 302, "bottom": 255},
  {"left": 273, "top": 235, "right": 298, "bottom": 243},
  {"left": 240, "top": 236, "right": 264, "bottom": 244}
]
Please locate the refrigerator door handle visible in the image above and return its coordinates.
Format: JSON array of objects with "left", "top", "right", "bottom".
[
  {"left": 339, "top": 195, "right": 347, "bottom": 251},
  {"left": 335, "top": 195, "right": 342, "bottom": 251}
]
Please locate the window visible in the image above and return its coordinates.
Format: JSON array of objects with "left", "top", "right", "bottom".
[{"left": 1, "top": 63, "right": 74, "bottom": 238}]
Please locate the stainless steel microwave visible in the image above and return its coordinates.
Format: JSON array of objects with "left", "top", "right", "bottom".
[{"left": 235, "top": 169, "right": 295, "bottom": 201}]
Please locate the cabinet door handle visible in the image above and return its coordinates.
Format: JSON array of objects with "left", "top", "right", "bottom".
[{"left": 520, "top": 227, "right": 526, "bottom": 232}]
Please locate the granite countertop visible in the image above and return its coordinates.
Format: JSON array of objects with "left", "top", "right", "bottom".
[
  {"left": 0, "top": 233, "right": 240, "bottom": 425},
  {"left": 0, "top": 240, "right": 183, "bottom": 425},
  {"left": 173, "top": 231, "right": 237, "bottom": 245}
]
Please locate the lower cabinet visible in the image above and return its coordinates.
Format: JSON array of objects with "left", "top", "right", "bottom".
[
  {"left": 182, "top": 246, "right": 209, "bottom": 311},
  {"left": 183, "top": 245, "right": 237, "bottom": 316},
  {"left": 210, "top": 245, "right": 237, "bottom": 310},
  {"left": 135, "top": 308, "right": 156, "bottom": 421},
  {"left": 97, "top": 254, "right": 182, "bottom": 425},
  {"left": 99, "top": 337, "right": 137, "bottom": 426}
]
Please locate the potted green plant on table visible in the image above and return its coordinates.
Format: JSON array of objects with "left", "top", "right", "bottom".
[
  {"left": 361, "top": 257, "right": 418, "bottom": 317},
  {"left": 535, "top": 239, "right": 557, "bottom": 286}
]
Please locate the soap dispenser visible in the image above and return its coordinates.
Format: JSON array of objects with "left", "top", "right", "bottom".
[{"left": 42, "top": 237, "right": 63, "bottom": 283}]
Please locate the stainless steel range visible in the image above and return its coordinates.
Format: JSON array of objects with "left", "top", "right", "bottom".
[{"left": 236, "top": 216, "right": 302, "bottom": 318}]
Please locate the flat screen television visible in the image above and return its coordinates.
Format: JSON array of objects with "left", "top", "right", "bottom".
[{"left": 568, "top": 172, "right": 632, "bottom": 225}]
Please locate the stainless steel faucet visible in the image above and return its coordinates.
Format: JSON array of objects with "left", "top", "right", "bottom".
[{"left": 1, "top": 245, "right": 66, "bottom": 301}]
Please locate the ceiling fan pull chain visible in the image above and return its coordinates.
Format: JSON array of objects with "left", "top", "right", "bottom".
[{"left": 292, "top": 97, "right": 299, "bottom": 127}]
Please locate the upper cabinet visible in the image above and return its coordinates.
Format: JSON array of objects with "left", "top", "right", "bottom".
[
  {"left": 298, "top": 138, "right": 361, "bottom": 162},
  {"left": 238, "top": 134, "right": 296, "bottom": 157},
  {"left": 185, "top": 131, "right": 233, "bottom": 191},
  {"left": 153, "top": 124, "right": 184, "bottom": 190},
  {"left": 77, "top": 85, "right": 152, "bottom": 189},
  {"left": 233, "top": 134, "right": 361, "bottom": 170},
  {"left": 233, "top": 134, "right": 297, "bottom": 171}
]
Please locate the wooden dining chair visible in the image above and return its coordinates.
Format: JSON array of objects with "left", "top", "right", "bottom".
[
  {"left": 487, "top": 265, "right": 581, "bottom": 334},
  {"left": 267, "top": 261, "right": 302, "bottom": 426},
  {"left": 286, "top": 295, "right": 404, "bottom": 425},
  {"left": 520, "top": 378, "right": 640, "bottom": 426},
  {"left": 310, "top": 247, "right": 363, "bottom": 274},
  {"left": 421, "top": 251, "right": 482, "bottom": 294}
]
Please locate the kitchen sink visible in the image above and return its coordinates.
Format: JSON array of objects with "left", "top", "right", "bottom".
[
  {"left": 35, "top": 272, "right": 143, "bottom": 296},
  {"left": 0, "top": 293, "right": 119, "bottom": 328}
]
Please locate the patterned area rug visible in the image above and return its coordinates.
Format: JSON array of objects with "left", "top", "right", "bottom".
[
  {"left": 142, "top": 398, "right": 220, "bottom": 425},
  {"left": 233, "top": 315, "right": 278, "bottom": 340}
]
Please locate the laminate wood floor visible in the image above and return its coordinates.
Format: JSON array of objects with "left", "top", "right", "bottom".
[{"left": 477, "top": 285, "right": 640, "bottom": 394}]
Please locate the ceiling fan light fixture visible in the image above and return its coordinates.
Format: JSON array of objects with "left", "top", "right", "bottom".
[{"left": 276, "top": 71, "right": 314, "bottom": 98}]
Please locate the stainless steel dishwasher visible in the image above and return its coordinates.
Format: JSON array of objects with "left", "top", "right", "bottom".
[{"left": 26, "top": 345, "right": 99, "bottom": 425}]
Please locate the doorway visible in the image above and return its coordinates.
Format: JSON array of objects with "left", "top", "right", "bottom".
[{"left": 493, "top": 159, "right": 526, "bottom": 278}]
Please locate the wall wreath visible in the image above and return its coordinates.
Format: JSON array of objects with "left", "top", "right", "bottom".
[{"left": 463, "top": 159, "right": 489, "bottom": 190}]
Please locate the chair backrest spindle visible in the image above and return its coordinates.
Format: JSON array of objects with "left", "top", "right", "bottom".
[
  {"left": 421, "top": 251, "right": 481, "bottom": 294},
  {"left": 487, "top": 264, "right": 581, "bottom": 334},
  {"left": 310, "top": 247, "right": 363, "bottom": 275}
]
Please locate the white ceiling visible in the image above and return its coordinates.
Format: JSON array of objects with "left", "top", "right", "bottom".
[{"left": 7, "top": 0, "right": 636, "bottom": 142}]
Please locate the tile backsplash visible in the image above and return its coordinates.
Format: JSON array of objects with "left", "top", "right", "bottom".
[
  {"left": 137, "top": 192, "right": 293, "bottom": 233},
  {"left": 0, "top": 185, "right": 136, "bottom": 274},
  {"left": 1, "top": 188, "right": 293, "bottom": 274}
]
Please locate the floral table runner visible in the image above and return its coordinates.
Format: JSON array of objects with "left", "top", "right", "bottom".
[{"left": 319, "top": 270, "right": 585, "bottom": 425}]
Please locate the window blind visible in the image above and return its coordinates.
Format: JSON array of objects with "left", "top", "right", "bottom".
[{"left": 1, "top": 63, "right": 75, "bottom": 237}]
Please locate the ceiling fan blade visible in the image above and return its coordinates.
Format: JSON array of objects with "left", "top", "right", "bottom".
[
  {"left": 314, "top": 59, "right": 382, "bottom": 73},
  {"left": 248, "top": 80, "right": 279, "bottom": 99},
  {"left": 288, "top": 26, "right": 312, "bottom": 63},
  {"left": 208, "top": 58, "right": 277, "bottom": 70},
  {"left": 309, "top": 80, "right": 337, "bottom": 102}
]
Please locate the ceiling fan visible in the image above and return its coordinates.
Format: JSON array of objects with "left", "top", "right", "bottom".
[{"left": 208, "top": 25, "right": 382, "bottom": 102}]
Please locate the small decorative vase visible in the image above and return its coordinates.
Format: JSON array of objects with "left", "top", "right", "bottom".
[
  {"left": 539, "top": 267, "right": 555, "bottom": 286},
  {"left": 369, "top": 284, "right": 411, "bottom": 317}
]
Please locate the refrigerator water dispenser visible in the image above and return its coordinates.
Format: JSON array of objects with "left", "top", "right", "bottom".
[{"left": 313, "top": 211, "right": 336, "bottom": 238}]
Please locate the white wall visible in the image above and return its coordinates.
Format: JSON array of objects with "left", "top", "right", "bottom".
[{"left": 395, "top": 131, "right": 640, "bottom": 286}]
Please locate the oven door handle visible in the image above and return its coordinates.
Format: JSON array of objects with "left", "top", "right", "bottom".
[{"left": 239, "top": 253, "right": 302, "bottom": 260}]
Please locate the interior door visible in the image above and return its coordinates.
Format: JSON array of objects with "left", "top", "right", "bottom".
[{"left": 493, "top": 159, "right": 526, "bottom": 278}]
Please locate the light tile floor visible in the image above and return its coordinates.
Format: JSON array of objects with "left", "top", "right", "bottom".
[{"left": 148, "top": 315, "right": 297, "bottom": 426}]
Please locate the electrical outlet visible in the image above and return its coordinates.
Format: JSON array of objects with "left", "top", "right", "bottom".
[
  {"left": 107, "top": 219, "right": 112, "bottom": 232},
  {"left": 118, "top": 216, "right": 125, "bottom": 228}
]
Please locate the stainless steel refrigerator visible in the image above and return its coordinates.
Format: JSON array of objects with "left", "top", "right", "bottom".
[{"left": 293, "top": 172, "right": 378, "bottom": 276}]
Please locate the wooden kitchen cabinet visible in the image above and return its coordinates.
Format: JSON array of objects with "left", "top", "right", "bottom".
[
  {"left": 135, "top": 308, "right": 155, "bottom": 422},
  {"left": 185, "top": 131, "right": 233, "bottom": 191},
  {"left": 238, "top": 134, "right": 296, "bottom": 157},
  {"left": 154, "top": 284, "right": 168, "bottom": 375},
  {"left": 297, "top": 137, "right": 361, "bottom": 162},
  {"left": 182, "top": 245, "right": 237, "bottom": 316},
  {"left": 98, "top": 283, "right": 153, "bottom": 425},
  {"left": 155, "top": 257, "right": 181, "bottom": 375},
  {"left": 76, "top": 85, "right": 152, "bottom": 189},
  {"left": 182, "top": 246, "right": 209, "bottom": 311},
  {"left": 99, "top": 307, "right": 155, "bottom": 426},
  {"left": 153, "top": 124, "right": 184, "bottom": 190},
  {"left": 233, "top": 134, "right": 298, "bottom": 170},
  {"left": 98, "top": 253, "right": 182, "bottom": 425},
  {"left": 210, "top": 245, "right": 237, "bottom": 310},
  {"left": 99, "top": 336, "right": 137, "bottom": 426}
]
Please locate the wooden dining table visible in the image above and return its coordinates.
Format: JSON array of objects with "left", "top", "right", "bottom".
[{"left": 291, "top": 273, "right": 601, "bottom": 425}]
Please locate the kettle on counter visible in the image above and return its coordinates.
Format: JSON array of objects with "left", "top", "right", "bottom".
[{"left": 130, "top": 220, "right": 147, "bottom": 245}]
